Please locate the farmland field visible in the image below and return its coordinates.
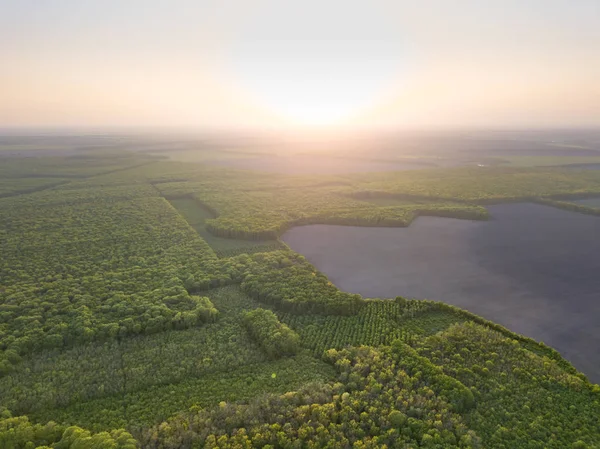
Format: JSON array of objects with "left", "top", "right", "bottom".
[{"left": 1, "top": 136, "right": 600, "bottom": 448}]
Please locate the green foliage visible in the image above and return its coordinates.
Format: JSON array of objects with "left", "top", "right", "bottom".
[
  {"left": 346, "top": 166, "right": 600, "bottom": 202},
  {"left": 0, "top": 196, "right": 226, "bottom": 364},
  {"left": 424, "top": 301, "right": 582, "bottom": 377},
  {"left": 418, "top": 322, "right": 600, "bottom": 447},
  {"left": 151, "top": 165, "right": 600, "bottom": 240},
  {"left": 139, "top": 331, "right": 600, "bottom": 448},
  {"left": 239, "top": 251, "right": 364, "bottom": 314},
  {"left": 243, "top": 309, "right": 300, "bottom": 358},
  {"left": 141, "top": 343, "right": 478, "bottom": 448},
  {"left": 398, "top": 309, "right": 469, "bottom": 335},
  {"left": 280, "top": 300, "right": 433, "bottom": 355},
  {"left": 0, "top": 288, "right": 265, "bottom": 416},
  {"left": 0, "top": 152, "right": 153, "bottom": 179},
  {"left": 534, "top": 197, "right": 600, "bottom": 216},
  {"left": 0, "top": 177, "right": 71, "bottom": 197},
  {"left": 167, "top": 197, "right": 286, "bottom": 256},
  {"left": 0, "top": 414, "right": 137, "bottom": 449},
  {"left": 2, "top": 152, "right": 600, "bottom": 448},
  {"left": 33, "top": 355, "right": 335, "bottom": 432},
  {"left": 197, "top": 188, "right": 488, "bottom": 240}
]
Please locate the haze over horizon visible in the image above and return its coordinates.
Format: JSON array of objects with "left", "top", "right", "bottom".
[{"left": 2, "top": 0, "right": 599, "bottom": 130}]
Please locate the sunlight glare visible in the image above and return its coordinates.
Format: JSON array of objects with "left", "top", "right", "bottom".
[{"left": 226, "top": 0, "right": 407, "bottom": 126}]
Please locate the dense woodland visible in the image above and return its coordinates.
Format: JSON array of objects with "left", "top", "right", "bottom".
[{"left": 1, "top": 150, "right": 600, "bottom": 448}]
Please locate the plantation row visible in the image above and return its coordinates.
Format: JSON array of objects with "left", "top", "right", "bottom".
[
  {"left": 0, "top": 196, "right": 219, "bottom": 285},
  {"left": 2, "top": 238, "right": 374, "bottom": 372},
  {"left": 279, "top": 299, "right": 435, "bottom": 355},
  {"left": 1, "top": 287, "right": 332, "bottom": 431},
  {"left": 135, "top": 323, "right": 599, "bottom": 449},
  {"left": 31, "top": 355, "right": 335, "bottom": 433},
  {"left": 0, "top": 177, "right": 71, "bottom": 198},
  {"left": 6, "top": 324, "right": 598, "bottom": 448},
  {"left": 243, "top": 309, "right": 300, "bottom": 358},
  {"left": 0, "top": 195, "right": 230, "bottom": 372},
  {"left": 0, "top": 287, "right": 268, "bottom": 417},
  {"left": 139, "top": 341, "right": 475, "bottom": 448}
]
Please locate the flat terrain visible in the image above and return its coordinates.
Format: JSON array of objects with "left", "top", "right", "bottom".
[
  {"left": 204, "top": 154, "right": 438, "bottom": 174},
  {"left": 2, "top": 132, "right": 600, "bottom": 448},
  {"left": 283, "top": 203, "right": 600, "bottom": 382},
  {"left": 167, "top": 197, "right": 285, "bottom": 257}
]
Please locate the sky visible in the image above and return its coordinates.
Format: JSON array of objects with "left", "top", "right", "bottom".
[{"left": 1, "top": 0, "right": 599, "bottom": 130}]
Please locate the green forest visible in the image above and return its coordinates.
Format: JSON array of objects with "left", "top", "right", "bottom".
[{"left": 1, "top": 151, "right": 600, "bottom": 448}]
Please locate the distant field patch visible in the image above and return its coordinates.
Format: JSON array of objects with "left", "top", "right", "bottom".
[
  {"left": 0, "top": 177, "right": 71, "bottom": 197},
  {"left": 168, "top": 197, "right": 286, "bottom": 256},
  {"left": 206, "top": 154, "right": 434, "bottom": 174},
  {"left": 31, "top": 354, "right": 335, "bottom": 431},
  {"left": 499, "top": 155, "right": 600, "bottom": 167},
  {"left": 358, "top": 196, "right": 441, "bottom": 207},
  {"left": 151, "top": 148, "right": 264, "bottom": 163}
]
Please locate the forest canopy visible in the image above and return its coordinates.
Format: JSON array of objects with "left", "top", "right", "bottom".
[{"left": 1, "top": 151, "right": 599, "bottom": 448}]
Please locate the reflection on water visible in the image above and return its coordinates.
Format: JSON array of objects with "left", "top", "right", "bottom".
[{"left": 282, "top": 203, "right": 600, "bottom": 382}]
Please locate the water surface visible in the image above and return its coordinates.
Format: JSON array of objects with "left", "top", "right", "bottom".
[
  {"left": 282, "top": 203, "right": 600, "bottom": 382},
  {"left": 574, "top": 197, "right": 600, "bottom": 208}
]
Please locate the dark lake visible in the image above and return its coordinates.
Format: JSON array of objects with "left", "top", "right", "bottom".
[{"left": 282, "top": 203, "right": 600, "bottom": 382}]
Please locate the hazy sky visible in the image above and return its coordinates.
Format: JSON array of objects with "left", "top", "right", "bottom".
[{"left": 1, "top": 0, "right": 599, "bottom": 129}]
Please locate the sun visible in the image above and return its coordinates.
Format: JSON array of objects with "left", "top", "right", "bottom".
[
  {"left": 225, "top": 0, "right": 407, "bottom": 126},
  {"left": 236, "top": 68, "right": 390, "bottom": 126}
]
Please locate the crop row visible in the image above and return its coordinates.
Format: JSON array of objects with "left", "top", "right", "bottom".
[
  {"left": 0, "top": 195, "right": 229, "bottom": 371},
  {"left": 0, "top": 287, "right": 266, "bottom": 416},
  {"left": 139, "top": 323, "right": 600, "bottom": 448},
  {"left": 280, "top": 300, "right": 433, "bottom": 355}
]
